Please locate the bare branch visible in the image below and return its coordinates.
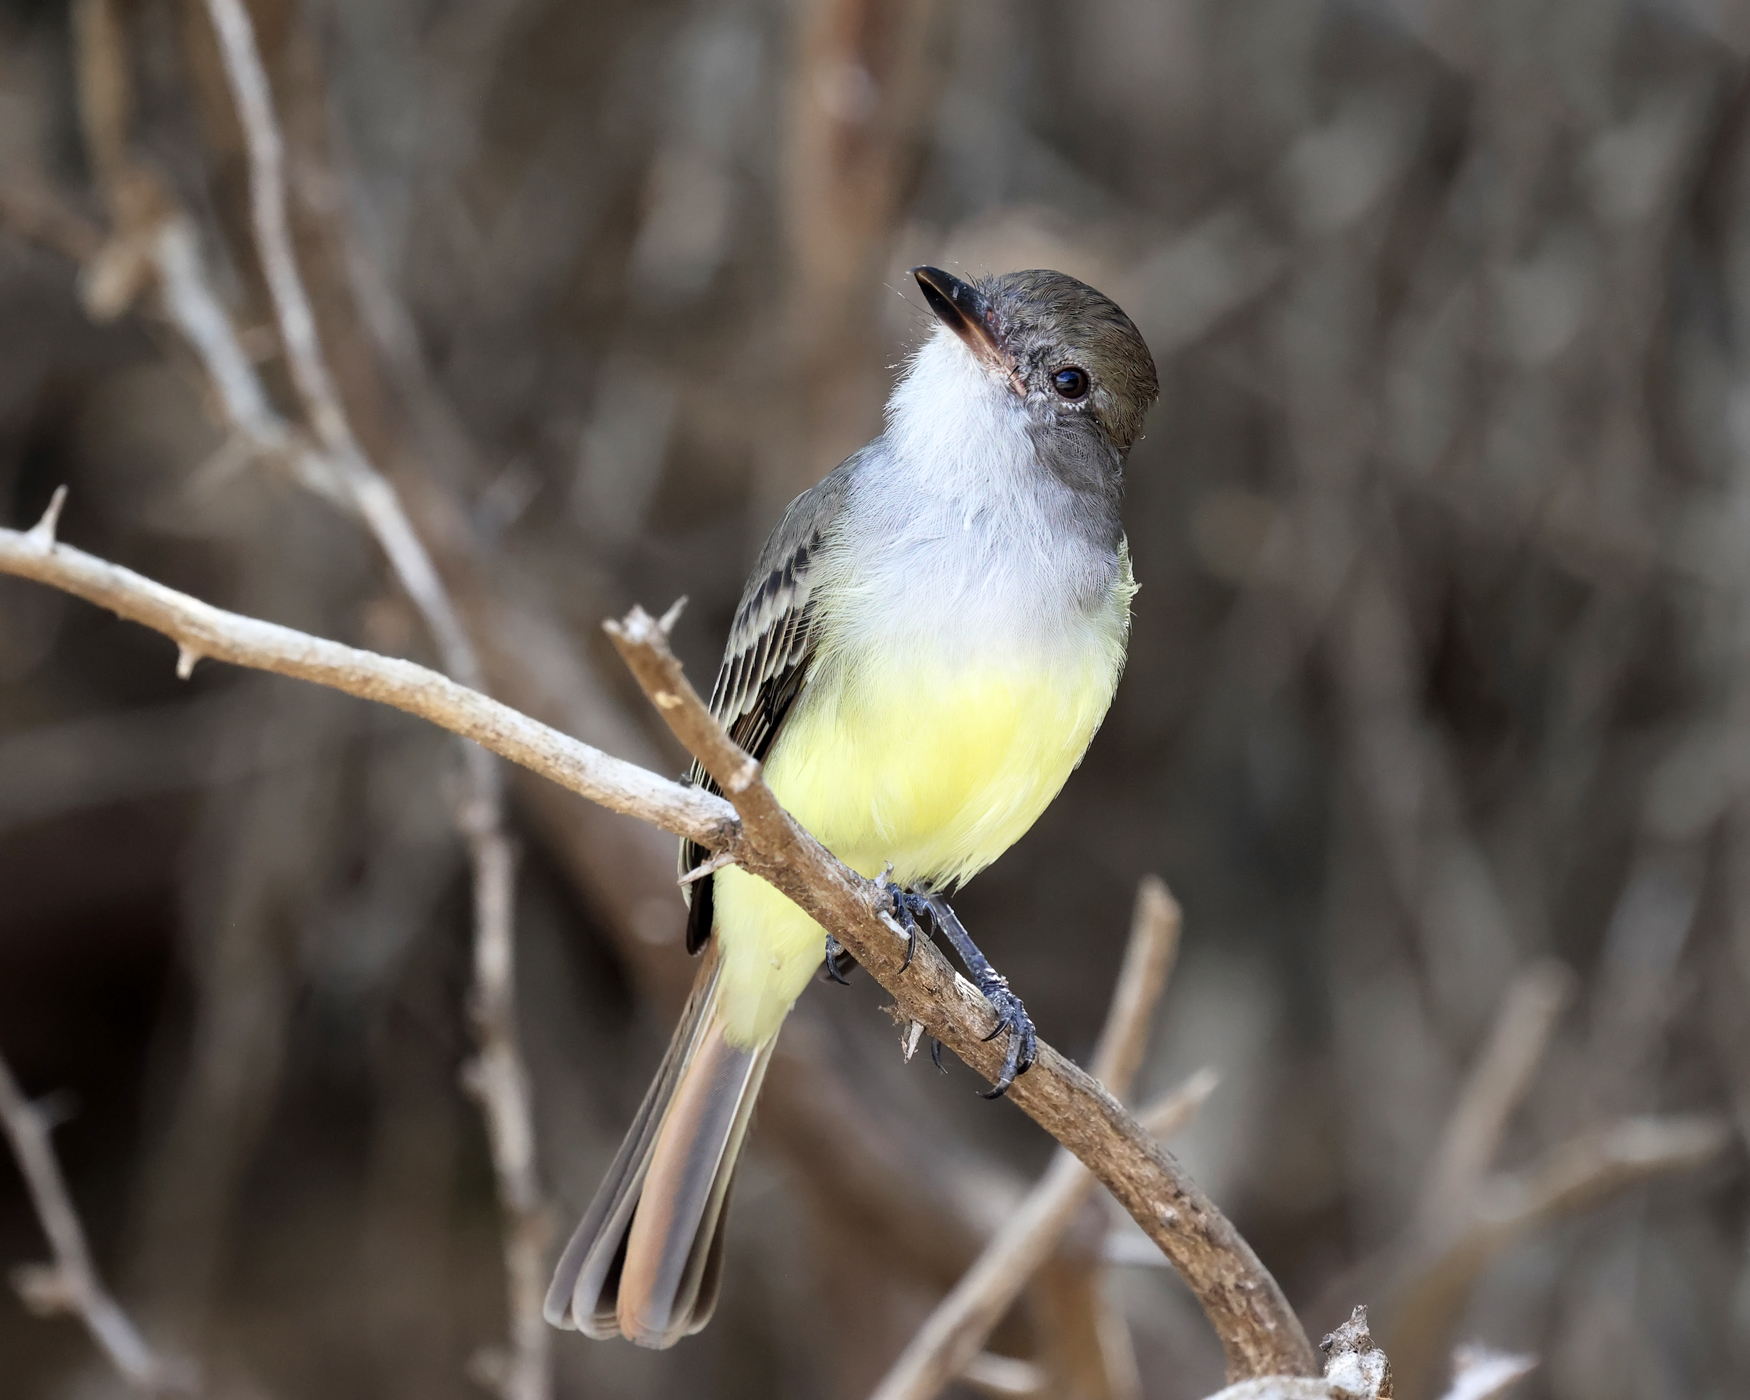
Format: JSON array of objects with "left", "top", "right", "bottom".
[
  {"left": 1416, "top": 961, "right": 1573, "bottom": 1242},
  {"left": 1088, "top": 877, "right": 1184, "bottom": 1092},
  {"left": 0, "top": 521, "right": 732, "bottom": 847},
  {"left": 602, "top": 605, "right": 794, "bottom": 851},
  {"left": 0, "top": 535, "right": 1318, "bottom": 1381},
  {"left": 1384, "top": 1115, "right": 1730, "bottom": 1396},
  {"left": 1029, "top": 1252, "right": 1145, "bottom": 1400},
  {"left": 57, "top": 12, "right": 551, "bottom": 1382},
  {"left": 201, "top": 0, "right": 480, "bottom": 690},
  {"left": 898, "top": 883, "right": 1178, "bottom": 1392},
  {"left": 1471, "top": 1115, "right": 1729, "bottom": 1242},
  {"left": 147, "top": 215, "right": 345, "bottom": 501},
  {"left": 0, "top": 1050, "right": 192, "bottom": 1394},
  {"left": 869, "top": 880, "right": 1187, "bottom": 1400},
  {"left": 874, "top": 1075, "right": 1216, "bottom": 1400}
]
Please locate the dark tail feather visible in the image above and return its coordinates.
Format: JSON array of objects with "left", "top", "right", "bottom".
[{"left": 543, "top": 943, "right": 776, "bottom": 1348}]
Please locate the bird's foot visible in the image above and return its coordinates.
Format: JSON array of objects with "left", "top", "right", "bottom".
[
  {"left": 967, "top": 968, "right": 1037, "bottom": 1098},
  {"left": 822, "top": 931, "right": 857, "bottom": 984},
  {"left": 878, "top": 873, "right": 928, "bottom": 972},
  {"left": 913, "top": 889, "right": 1037, "bottom": 1098}
]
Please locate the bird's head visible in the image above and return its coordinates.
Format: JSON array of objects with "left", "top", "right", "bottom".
[{"left": 909, "top": 266, "right": 1158, "bottom": 461}]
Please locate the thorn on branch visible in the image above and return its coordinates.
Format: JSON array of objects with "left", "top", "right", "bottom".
[
  {"left": 175, "top": 644, "right": 201, "bottom": 680},
  {"left": 902, "top": 1018, "right": 926, "bottom": 1062},
  {"left": 657, "top": 595, "right": 687, "bottom": 634},
  {"left": 27, "top": 486, "right": 68, "bottom": 549}
]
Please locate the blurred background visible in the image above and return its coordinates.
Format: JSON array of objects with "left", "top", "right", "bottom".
[{"left": 2, "top": 0, "right": 1749, "bottom": 1397}]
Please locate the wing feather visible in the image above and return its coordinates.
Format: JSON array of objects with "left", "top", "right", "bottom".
[{"left": 679, "top": 451, "right": 863, "bottom": 954}]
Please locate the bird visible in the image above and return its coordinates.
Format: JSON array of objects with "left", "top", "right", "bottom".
[{"left": 544, "top": 265, "right": 1158, "bottom": 1348}]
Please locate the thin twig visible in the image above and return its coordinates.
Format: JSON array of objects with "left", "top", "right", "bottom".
[
  {"left": 0, "top": 520, "right": 731, "bottom": 841},
  {"left": 197, "top": 6, "right": 547, "bottom": 1393},
  {"left": 1384, "top": 1114, "right": 1730, "bottom": 1397},
  {"left": 871, "top": 878, "right": 1185, "bottom": 1400},
  {"left": 0, "top": 1049, "right": 192, "bottom": 1394},
  {"left": 1415, "top": 961, "right": 1573, "bottom": 1242},
  {"left": 871, "top": 1073, "right": 1216, "bottom": 1400},
  {"left": 1028, "top": 1252, "right": 1145, "bottom": 1400},
  {"left": 201, "top": 0, "right": 480, "bottom": 685},
  {"left": 0, "top": 529, "right": 1319, "bottom": 1381},
  {"left": 1088, "top": 878, "right": 1185, "bottom": 1092}
]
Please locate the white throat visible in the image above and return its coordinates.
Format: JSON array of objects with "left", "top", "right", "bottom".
[
  {"left": 826, "top": 325, "right": 1119, "bottom": 667},
  {"left": 881, "top": 325, "right": 1035, "bottom": 503}
]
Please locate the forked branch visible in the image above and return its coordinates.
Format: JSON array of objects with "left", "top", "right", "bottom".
[
  {"left": 872, "top": 876, "right": 1189, "bottom": 1400},
  {"left": 0, "top": 1049, "right": 192, "bottom": 1394}
]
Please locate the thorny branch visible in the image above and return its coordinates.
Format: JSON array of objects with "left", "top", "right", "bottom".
[
  {"left": 0, "top": 1048, "right": 191, "bottom": 1395},
  {"left": 194, "top": 4, "right": 548, "bottom": 1394},
  {"left": 0, "top": 518, "right": 730, "bottom": 841},
  {"left": 878, "top": 1074, "right": 1219, "bottom": 1400},
  {"left": 0, "top": 516, "right": 1319, "bottom": 1383}
]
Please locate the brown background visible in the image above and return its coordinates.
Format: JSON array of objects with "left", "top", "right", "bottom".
[{"left": 1, "top": 1, "right": 1748, "bottom": 1397}]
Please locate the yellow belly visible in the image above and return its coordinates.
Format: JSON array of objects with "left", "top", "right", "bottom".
[{"left": 711, "top": 651, "right": 1122, "bottom": 1046}]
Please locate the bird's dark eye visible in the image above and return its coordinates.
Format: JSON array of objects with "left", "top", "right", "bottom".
[{"left": 1053, "top": 367, "right": 1089, "bottom": 399}]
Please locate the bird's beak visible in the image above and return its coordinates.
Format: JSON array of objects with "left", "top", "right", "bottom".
[{"left": 912, "top": 266, "right": 1010, "bottom": 379}]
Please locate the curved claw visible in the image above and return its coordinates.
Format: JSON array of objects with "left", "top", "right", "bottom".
[
  {"left": 822, "top": 932, "right": 854, "bottom": 985},
  {"left": 879, "top": 876, "right": 929, "bottom": 974},
  {"left": 974, "top": 983, "right": 1037, "bottom": 1098}
]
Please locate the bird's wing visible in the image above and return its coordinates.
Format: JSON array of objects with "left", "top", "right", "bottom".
[{"left": 680, "top": 451, "right": 861, "bottom": 953}]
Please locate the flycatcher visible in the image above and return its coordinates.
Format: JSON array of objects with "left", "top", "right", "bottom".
[{"left": 545, "top": 266, "right": 1159, "bottom": 1347}]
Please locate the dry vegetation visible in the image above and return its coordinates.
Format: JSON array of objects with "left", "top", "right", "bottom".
[{"left": 1, "top": 1, "right": 1748, "bottom": 1399}]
